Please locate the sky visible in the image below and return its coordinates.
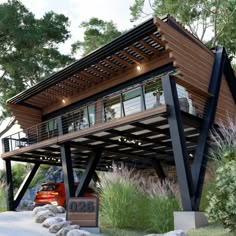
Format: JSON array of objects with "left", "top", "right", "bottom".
[
  {"left": 0, "top": 0, "right": 152, "bottom": 169},
  {"left": 0, "top": 0, "right": 152, "bottom": 55}
]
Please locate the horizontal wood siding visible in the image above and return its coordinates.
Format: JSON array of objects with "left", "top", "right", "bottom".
[
  {"left": 155, "top": 17, "right": 236, "bottom": 125},
  {"left": 8, "top": 104, "right": 42, "bottom": 130},
  {"left": 216, "top": 75, "right": 236, "bottom": 125}
]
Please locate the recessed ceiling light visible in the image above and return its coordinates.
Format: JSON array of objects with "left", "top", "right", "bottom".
[{"left": 136, "top": 65, "right": 142, "bottom": 71}]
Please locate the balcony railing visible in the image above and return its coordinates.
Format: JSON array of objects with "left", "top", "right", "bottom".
[{"left": 2, "top": 77, "right": 209, "bottom": 153}]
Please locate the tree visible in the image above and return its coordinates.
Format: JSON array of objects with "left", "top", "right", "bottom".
[
  {"left": 0, "top": 0, "right": 74, "bottom": 136},
  {"left": 130, "top": 0, "right": 236, "bottom": 59},
  {"left": 72, "top": 18, "right": 122, "bottom": 56}
]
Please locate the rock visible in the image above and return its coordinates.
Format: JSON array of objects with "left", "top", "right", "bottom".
[
  {"left": 56, "top": 225, "right": 80, "bottom": 236},
  {"left": 145, "top": 230, "right": 188, "bottom": 236},
  {"left": 42, "top": 204, "right": 58, "bottom": 214},
  {"left": 33, "top": 206, "right": 45, "bottom": 216},
  {"left": 67, "top": 229, "right": 91, "bottom": 236},
  {"left": 164, "top": 230, "right": 188, "bottom": 236},
  {"left": 34, "top": 209, "right": 55, "bottom": 223},
  {"left": 42, "top": 217, "right": 64, "bottom": 228},
  {"left": 49, "top": 221, "right": 71, "bottom": 233},
  {"left": 57, "top": 206, "right": 66, "bottom": 213}
]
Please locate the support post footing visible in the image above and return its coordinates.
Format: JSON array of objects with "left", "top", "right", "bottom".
[{"left": 174, "top": 211, "right": 208, "bottom": 230}]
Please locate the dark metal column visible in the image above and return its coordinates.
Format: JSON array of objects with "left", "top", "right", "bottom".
[
  {"left": 192, "top": 47, "right": 226, "bottom": 210},
  {"left": 58, "top": 116, "right": 75, "bottom": 204},
  {"left": 4, "top": 159, "right": 14, "bottom": 211},
  {"left": 14, "top": 163, "right": 40, "bottom": 209},
  {"left": 162, "top": 75, "right": 194, "bottom": 211},
  {"left": 152, "top": 159, "right": 166, "bottom": 181},
  {"left": 75, "top": 150, "right": 101, "bottom": 197}
]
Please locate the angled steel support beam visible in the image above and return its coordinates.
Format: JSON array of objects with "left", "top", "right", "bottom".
[
  {"left": 60, "top": 142, "right": 75, "bottom": 201},
  {"left": 14, "top": 163, "right": 40, "bottom": 209},
  {"left": 75, "top": 150, "right": 102, "bottom": 197},
  {"left": 58, "top": 116, "right": 75, "bottom": 203},
  {"left": 162, "top": 75, "right": 194, "bottom": 211},
  {"left": 152, "top": 159, "right": 166, "bottom": 181},
  {"left": 192, "top": 47, "right": 226, "bottom": 210},
  {"left": 4, "top": 160, "right": 14, "bottom": 211}
]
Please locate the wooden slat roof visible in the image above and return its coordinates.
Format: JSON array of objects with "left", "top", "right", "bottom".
[{"left": 7, "top": 16, "right": 169, "bottom": 108}]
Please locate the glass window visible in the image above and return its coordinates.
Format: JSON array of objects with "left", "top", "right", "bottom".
[
  {"left": 144, "top": 79, "right": 164, "bottom": 109},
  {"left": 88, "top": 104, "right": 96, "bottom": 126},
  {"left": 104, "top": 95, "right": 121, "bottom": 121},
  {"left": 122, "top": 87, "right": 141, "bottom": 116}
]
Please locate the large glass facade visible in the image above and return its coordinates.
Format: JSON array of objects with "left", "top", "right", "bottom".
[{"left": 103, "top": 77, "right": 197, "bottom": 122}]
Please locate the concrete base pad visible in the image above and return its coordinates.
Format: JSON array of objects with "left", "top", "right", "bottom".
[
  {"left": 80, "top": 227, "right": 101, "bottom": 234},
  {"left": 174, "top": 211, "right": 208, "bottom": 230}
]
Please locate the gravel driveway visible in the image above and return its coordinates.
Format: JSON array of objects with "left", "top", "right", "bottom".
[{"left": 0, "top": 211, "right": 102, "bottom": 236}]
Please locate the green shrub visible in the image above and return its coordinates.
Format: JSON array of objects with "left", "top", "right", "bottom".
[
  {"left": 100, "top": 179, "right": 147, "bottom": 228},
  {"left": 147, "top": 194, "right": 180, "bottom": 233},
  {"left": 206, "top": 160, "right": 236, "bottom": 232},
  {"left": 0, "top": 181, "right": 7, "bottom": 212},
  {"left": 99, "top": 164, "right": 180, "bottom": 232}
]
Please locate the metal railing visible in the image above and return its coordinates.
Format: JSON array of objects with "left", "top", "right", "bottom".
[{"left": 3, "top": 77, "right": 209, "bottom": 153}]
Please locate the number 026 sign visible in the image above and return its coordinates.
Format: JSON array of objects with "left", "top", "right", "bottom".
[{"left": 67, "top": 197, "right": 98, "bottom": 227}]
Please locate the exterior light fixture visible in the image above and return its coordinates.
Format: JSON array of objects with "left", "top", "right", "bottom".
[
  {"left": 136, "top": 65, "right": 142, "bottom": 71},
  {"left": 118, "top": 136, "right": 142, "bottom": 146},
  {"left": 62, "top": 99, "right": 66, "bottom": 104}
]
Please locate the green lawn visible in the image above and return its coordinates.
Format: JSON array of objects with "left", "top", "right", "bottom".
[{"left": 102, "top": 224, "right": 234, "bottom": 236}]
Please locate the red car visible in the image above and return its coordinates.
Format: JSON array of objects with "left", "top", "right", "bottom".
[{"left": 34, "top": 182, "right": 96, "bottom": 207}]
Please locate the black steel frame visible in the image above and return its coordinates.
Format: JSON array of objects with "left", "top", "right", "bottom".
[
  {"left": 4, "top": 160, "right": 40, "bottom": 211},
  {"left": 3, "top": 46, "right": 235, "bottom": 213},
  {"left": 162, "top": 75, "right": 194, "bottom": 211}
]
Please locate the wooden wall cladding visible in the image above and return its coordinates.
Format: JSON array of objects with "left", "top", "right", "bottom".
[
  {"left": 155, "top": 17, "right": 236, "bottom": 125},
  {"left": 215, "top": 75, "right": 236, "bottom": 125},
  {"left": 8, "top": 104, "right": 42, "bottom": 130},
  {"left": 154, "top": 17, "right": 214, "bottom": 94}
]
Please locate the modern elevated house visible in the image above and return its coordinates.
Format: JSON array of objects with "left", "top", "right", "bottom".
[{"left": 1, "top": 15, "right": 236, "bottom": 218}]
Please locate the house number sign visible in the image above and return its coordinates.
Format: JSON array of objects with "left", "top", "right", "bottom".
[{"left": 67, "top": 197, "right": 98, "bottom": 227}]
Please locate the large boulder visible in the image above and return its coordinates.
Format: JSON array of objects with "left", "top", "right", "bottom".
[
  {"left": 56, "top": 225, "right": 80, "bottom": 236},
  {"left": 49, "top": 221, "right": 71, "bottom": 233},
  {"left": 42, "top": 217, "right": 64, "bottom": 228},
  {"left": 67, "top": 229, "right": 91, "bottom": 236},
  {"left": 34, "top": 209, "right": 55, "bottom": 223}
]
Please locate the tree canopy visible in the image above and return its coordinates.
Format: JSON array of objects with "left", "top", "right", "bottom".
[
  {"left": 0, "top": 0, "right": 74, "bottom": 118},
  {"left": 72, "top": 17, "right": 122, "bottom": 56},
  {"left": 130, "top": 0, "right": 236, "bottom": 59}
]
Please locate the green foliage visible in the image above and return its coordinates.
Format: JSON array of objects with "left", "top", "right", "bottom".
[
  {"left": 99, "top": 164, "right": 180, "bottom": 232},
  {"left": 188, "top": 224, "right": 235, "bottom": 236},
  {"left": 29, "top": 165, "right": 50, "bottom": 187},
  {"left": 206, "top": 120, "right": 236, "bottom": 232},
  {"left": 0, "top": 0, "right": 73, "bottom": 117},
  {"left": 12, "top": 163, "right": 30, "bottom": 190},
  {"left": 100, "top": 180, "right": 147, "bottom": 229},
  {"left": 72, "top": 18, "right": 122, "bottom": 56},
  {"left": 0, "top": 181, "right": 6, "bottom": 212},
  {"left": 206, "top": 160, "right": 236, "bottom": 232},
  {"left": 130, "top": 0, "right": 236, "bottom": 59},
  {"left": 147, "top": 195, "right": 180, "bottom": 233}
]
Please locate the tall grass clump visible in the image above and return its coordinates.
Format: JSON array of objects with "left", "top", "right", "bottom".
[
  {"left": 206, "top": 118, "right": 236, "bottom": 232},
  {"left": 99, "top": 163, "right": 180, "bottom": 233},
  {"left": 145, "top": 180, "right": 181, "bottom": 233},
  {"left": 0, "top": 181, "right": 7, "bottom": 212},
  {"left": 99, "top": 164, "right": 147, "bottom": 229}
]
